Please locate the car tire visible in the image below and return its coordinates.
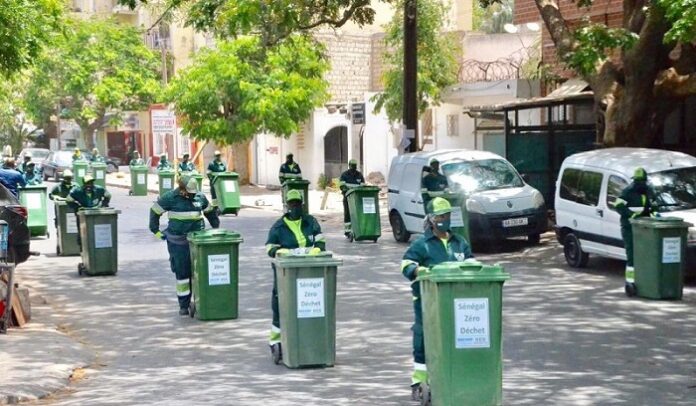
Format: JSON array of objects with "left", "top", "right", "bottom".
[
  {"left": 528, "top": 233, "right": 541, "bottom": 245},
  {"left": 563, "top": 233, "right": 589, "bottom": 268},
  {"left": 390, "top": 211, "right": 411, "bottom": 243}
]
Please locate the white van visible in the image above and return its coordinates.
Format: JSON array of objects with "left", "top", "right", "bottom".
[
  {"left": 387, "top": 149, "right": 547, "bottom": 244},
  {"left": 555, "top": 148, "right": 696, "bottom": 275}
]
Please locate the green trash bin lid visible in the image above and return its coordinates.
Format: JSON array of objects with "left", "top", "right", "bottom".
[
  {"left": 345, "top": 185, "right": 380, "bottom": 197},
  {"left": 77, "top": 208, "right": 121, "bottom": 216},
  {"left": 284, "top": 179, "right": 310, "bottom": 186},
  {"left": 630, "top": 216, "right": 693, "bottom": 229},
  {"left": 418, "top": 261, "right": 510, "bottom": 283},
  {"left": 212, "top": 172, "right": 239, "bottom": 179},
  {"left": 274, "top": 250, "right": 343, "bottom": 267},
  {"left": 158, "top": 169, "right": 175, "bottom": 174},
  {"left": 187, "top": 229, "right": 243, "bottom": 244}
]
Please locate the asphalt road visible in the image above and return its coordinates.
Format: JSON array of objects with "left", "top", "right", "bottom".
[{"left": 21, "top": 183, "right": 696, "bottom": 405}]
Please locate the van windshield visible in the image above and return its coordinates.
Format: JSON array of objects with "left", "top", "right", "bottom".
[
  {"left": 650, "top": 166, "right": 696, "bottom": 212},
  {"left": 442, "top": 159, "right": 524, "bottom": 194}
]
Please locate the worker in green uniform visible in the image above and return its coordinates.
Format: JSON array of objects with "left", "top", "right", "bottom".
[
  {"left": 129, "top": 151, "right": 144, "bottom": 166},
  {"left": 72, "top": 148, "right": 84, "bottom": 162},
  {"left": 18, "top": 153, "right": 32, "bottom": 174},
  {"left": 400, "top": 197, "right": 474, "bottom": 399},
  {"left": 150, "top": 176, "right": 220, "bottom": 315},
  {"left": 339, "top": 159, "right": 365, "bottom": 238},
  {"left": 264, "top": 189, "right": 326, "bottom": 361},
  {"left": 90, "top": 148, "right": 106, "bottom": 163},
  {"left": 421, "top": 159, "right": 449, "bottom": 212},
  {"left": 278, "top": 153, "right": 302, "bottom": 184},
  {"left": 178, "top": 153, "right": 195, "bottom": 173},
  {"left": 157, "top": 153, "right": 172, "bottom": 171},
  {"left": 206, "top": 150, "right": 227, "bottom": 206},
  {"left": 67, "top": 174, "right": 112, "bottom": 248},
  {"left": 612, "top": 167, "right": 656, "bottom": 296},
  {"left": 22, "top": 162, "right": 42, "bottom": 185},
  {"left": 49, "top": 169, "right": 74, "bottom": 201}
]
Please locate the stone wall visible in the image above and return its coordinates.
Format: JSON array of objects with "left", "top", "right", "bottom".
[{"left": 316, "top": 32, "right": 373, "bottom": 103}]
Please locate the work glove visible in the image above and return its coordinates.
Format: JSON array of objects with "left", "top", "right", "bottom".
[
  {"left": 154, "top": 231, "right": 166, "bottom": 241},
  {"left": 416, "top": 266, "right": 429, "bottom": 276},
  {"left": 308, "top": 247, "right": 321, "bottom": 256},
  {"left": 275, "top": 248, "right": 290, "bottom": 257}
]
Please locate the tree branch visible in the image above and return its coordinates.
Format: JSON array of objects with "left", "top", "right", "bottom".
[
  {"left": 623, "top": 0, "right": 647, "bottom": 34},
  {"left": 297, "top": 0, "right": 370, "bottom": 31},
  {"left": 534, "top": 0, "right": 575, "bottom": 64},
  {"left": 655, "top": 68, "right": 696, "bottom": 98}
]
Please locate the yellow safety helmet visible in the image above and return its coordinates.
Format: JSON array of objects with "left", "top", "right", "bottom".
[
  {"left": 428, "top": 197, "right": 452, "bottom": 216},
  {"left": 286, "top": 189, "right": 303, "bottom": 203},
  {"left": 632, "top": 167, "right": 647, "bottom": 181}
]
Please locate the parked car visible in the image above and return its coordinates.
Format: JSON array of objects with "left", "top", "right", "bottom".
[
  {"left": 554, "top": 148, "right": 696, "bottom": 276},
  {"left": 17, "top": 148, "right": 50, "bottom": 172},
  {"left": 42, "top": 150, "right": 73, "bottom": 181},
  {"left": 0, "top": 182, "right": 30, "bottom": 264},
  {"left": 82, "top": 152, "right": 121, "bottom": 173},
  {"left": 387, "top": 149, "right": 547, "bottom": 244}
]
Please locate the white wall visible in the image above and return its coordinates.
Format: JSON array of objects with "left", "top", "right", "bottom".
[{"left": 363, "top": 93, "right": 398, "bottom": 179}]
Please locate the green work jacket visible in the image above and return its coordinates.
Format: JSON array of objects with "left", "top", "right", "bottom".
[
  {"left": 339, "top": 169, "right": 365, "bottom": 194},
  {"left": 265, "top": 213, "right": 326, "bottom": 257},
  {"left": 207, "top": 160, "right": 227, "bottom": 181},
  {"left": 157, "top": 161, "right": 172, "bottom": 171},
  {"left": 67, "top": 185, "right": 111, "bottom": 209},
  {"left": 23, "top": 172, "right": 42, "bottom": 185},
  {"left": 613, "top": 182, "right": 656, "bottom": 227},
  {"left": 279, "top": 162, "right": 302, "bottom": 184},
  {"left": 150, "top": 189, "right": 216, "bottom": 236},
  {"left": 422, "top": 173, "right": 448, "bottom": 192},
  {"left": 179, "top": 161, "right": 195, "bottom": 172},
  {"left": 50, "top": 182, "right": 73, "bottom": 200}
]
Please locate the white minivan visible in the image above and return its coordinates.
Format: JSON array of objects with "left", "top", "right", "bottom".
[
  {"left": 387, "top": 149, "right": 547, "bottom": 244},
  {"left": 555, "top": 148, "right": 696, "bottom": 276}
]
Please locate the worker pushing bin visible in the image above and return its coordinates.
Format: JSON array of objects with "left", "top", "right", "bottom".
[
  {"left": 19, "top": 185, "right": 48, "bottom": 238},
  {"left": 73, "top": 161, "right": 89, "bottom": 187},
  {"left": 54, "top": 200, "right": 80, "bottom": 256},
  {"left": 423, "top": 190, "right": 469, "bottom": 243},
  {"left": 211, "top": 172, "right": 242, "bottom": 215},
  {"left": 77, "top": 208, "right": 120, "bottom": 276},
  {"left": 91, "top": 162, "right": 107, "bottom": 189},
  {"left": 272, "top": 250, "right": 342, "bottom": 368},
  {"left": 630, "top": 217, "right": 692, "bottom": 300},
  {"left": 187, "top": 229, "right": 244, "bottom": 320},
  {"left": 345, "top": 185, "right": 381, "bottom": 242},
  {"left": 281, "top": 179, "right": 310, "bottom": 214},
  {"left": 129, "top": 165, "right": 149, "bottom": 196},
  {"left": 158, "top": 169, "right": 176, "bottom": 197},
  {"left": 417, "top": 261, "right": 510, "bottom": 406}
]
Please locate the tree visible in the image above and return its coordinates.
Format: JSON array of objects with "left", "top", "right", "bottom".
[
  {"left": 24, "top": 18, "right": 161, "bottom": 148},
  {"left": 473, "top": 0, "right": 513, "bottom": 34},
  {"left": 0, "top": 79, "right": 40, "bottom": 154},
  {"left": 480, "top": 0, "right": 696, "bottom": 147},
  {"left": 165, "top": 35, "right": 329, "bottom": 144},
  {"left": 372, "top": 0, "right": 461, "bottom": 123},
  {"left": 0, "top": 0, "right": 63, "bottom": 77}
]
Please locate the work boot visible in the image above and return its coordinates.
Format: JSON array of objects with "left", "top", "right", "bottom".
[
  {"left": 410, "top": 383, "right": 421, "bottom": 401},
  {"left": 179, "top": 308, "right": 189, "bottom": 316}
]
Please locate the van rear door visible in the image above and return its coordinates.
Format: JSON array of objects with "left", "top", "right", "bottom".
[{"left": 401, "top": 162, "right": 427, "bottom": 232}]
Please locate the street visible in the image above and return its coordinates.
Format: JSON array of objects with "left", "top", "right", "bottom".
[{"left": 10, "top": 183, "right": 696, "bottom": 405}]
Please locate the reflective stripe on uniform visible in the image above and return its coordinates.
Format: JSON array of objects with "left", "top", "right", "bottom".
[
  {"left": 315, "top": 233, "right": 325, "bottom": 242},
  {"left": 151, "top": 203, "right": 165, "bottom": 215},
  {"left": 266, "top": 243, "right": 280, "bottom": 253},
  {"left": 176, "top": 279, "right": 190, "bottom": 296},
  {"left": 169, "top": 211, "right": 203, "bottom": 221},
  {"left": 411, "top": 363, "right": 428, "bottom": 385},
  {"left": 613, "top": 198, "right": 627, "bottom": 207},
  {"left": 401, "top": 259, "right": 418, "bottom": 272}
]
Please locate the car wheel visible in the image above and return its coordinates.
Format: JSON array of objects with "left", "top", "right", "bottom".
[
  {"left": 528, "top": 233, "right": 541, "bottom": 245},
  {"left": 389, "top": 211, "right": 411, "bottom": 243},
  {"left": 563, "top": 233, "right": 589, "bottom": 268}
]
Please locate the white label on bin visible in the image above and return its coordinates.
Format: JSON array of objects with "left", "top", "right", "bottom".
[
  {"left": 297, "top": 278, "right": 325, "bottom": 318},
  {"left": 224, "top": 180, "right": 236, "bottom": 193},
  {"left": 96, "top": 170, "right": 104, "bottom": 180},
  {"left": 208, "top": 254, "right": 231, "bottom": 285},
  {"left": 66, "top": 214, "right": 78, "bottom": 234},
  {"left": 454, "top": 298, "right": 490, "bottom": 349},
  {"left": 362, "top": 197, "right": 376, "bottom": 214},
  {"left": 450, "top": 207, "right": 464, "bottom": 228},
  {"left": 137, "top": 173, "right": 146, "bottom": 185},
  {"left": 662, "top": 237, "right": 681, "bottom": 264},
  {"left": 25, "top": 193, "right": 42, "bottom": 210},
  {"left": 78, "top": 169, "right": 86, "bottom": 178},
  {"left": 93, "top": 224, "right": 112, "bottom": 249},
  {"left": 162, "top": 178, "right": 172, "bottom": 189}
]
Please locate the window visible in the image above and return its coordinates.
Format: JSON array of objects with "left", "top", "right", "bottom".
[
  {"left": 560, "top": 168, "right": 603, "bottom": 206},
  {"left": 403, "top": 164, "right": 425, "bottom": 194},
  {"left": 606, "top": 175, "right": 628, "bottom": 210},
  {"left": 447, "top": 114, "right": 459, "bottom": 137}
]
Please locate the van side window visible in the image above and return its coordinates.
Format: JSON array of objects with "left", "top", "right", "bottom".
[
  {"left": 560, "top": 168, "right": 603, "bottom": 206},
  {"left": 403, "top": 164, "right": 424, "bottom": 194},
  {"left": 607, "top": 175, "right": 628, "bottom": 210}
]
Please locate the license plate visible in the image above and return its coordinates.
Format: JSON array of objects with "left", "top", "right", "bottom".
[{"left": 502, "top": 217, "right": 528, "bottom": 228}]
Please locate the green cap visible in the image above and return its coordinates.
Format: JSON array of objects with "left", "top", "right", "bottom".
[
  {"left": 430, "top": 158, "right": 439, "bottom": 165},
  {"left": 428, "top": 197, "right": 452, "bottom": 216},
  {"left": 349, "top": 159, "right": 357, "bottom": 166},
  {"left": 185, "top": 178, "right": 198, "bottom": 193},
  {"left": 83, "top": 174, "right": 95, "bottom": 183},
  {"left": 286, "top": 189, "right": 303, "bottom": 202},
  {"left": 633, "top": 167, "right": 647, "bottom": 180}
]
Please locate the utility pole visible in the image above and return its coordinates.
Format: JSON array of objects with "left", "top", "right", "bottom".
[{"left": 403, "top": 0, "right": 418, "bottom": 153}]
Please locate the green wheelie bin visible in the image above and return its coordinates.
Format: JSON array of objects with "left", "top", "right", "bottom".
[
  {"left": 273, "top": 250, "right": 342, "bottom": 368},
  {"left": 129, "top": 165, "right": 149, "bottom": 196},
  {"left": 630, "top": 217, "right": 692, "bottom": 300},
  {"left": 212, "top": 172, "right": 241, "bottom": 215},
  {"left": 179, "top": 171, "right": 203, "bottom": 191},
  {"left": 187, "top": 229, "right": 244, "bottom": 320},
  {"left": 282, "top": 179, "right": 310, "bottom": 214},
  {"left": 423, "top": 190, "right": 470, "bottom": 243},
  {"left": 345, "top": 185, "right": 381, "bottom": 242},
  {"left": 19, "top": 185, "right": 48, "bottom": 237},
  {"left": 158, "top": 169, "right": 176, "bottom": 197},
  {"left": 77, "top": 208, "right": 120, "bottom": 276},
  {"left": 73, "top": 161, "right": 89, "bottom": 186},
  {"left": 418, "top": 261, "right": 510, "bottom": 406},
  {"left": 90, "top": 162, "right": 107, "bottom": 189},
  {"left": 54, "top": 200, "right": 80, "bottom": 256}
]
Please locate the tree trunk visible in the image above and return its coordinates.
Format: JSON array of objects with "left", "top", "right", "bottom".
[{"left": 228, "top": 140, "right": 251, "bottom": 185}]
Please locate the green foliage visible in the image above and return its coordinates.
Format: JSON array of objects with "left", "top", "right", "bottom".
[
  {"left": 658, "top": 0, "right": 696, "bottom": 43},
  {"left": 372, "top": 0, "right": 460, "bottom": 123},
  {"left": 0, "top": 0, "right": 63, "bottom": 77},
  {"left": 0, "top": 78, "right": 39, "bottom": 153},
  {"left": 473, "top": 0, "right": 513, "bottom": 34},
  {"left": 317, "top": 173, "right": 329, "bottom": 190},
  {"left": 165, "top": 35, "right": 329, "bottom": 144},
  {"left": 24, "top": 18, "right": 161, "bottom": 141},
  {"left": 567, "top": 22, "right": 638, "bottom": 76}
]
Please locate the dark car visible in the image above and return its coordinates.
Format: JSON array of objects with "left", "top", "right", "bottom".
[
  {"left": 18, "top": 148, "right": 50, "bottom": 172},
  {"left": 83, "top": 152, "right": 121, "bottom": 173},
  {"left": 0, "top": 182, "right": 31, "bottom": 264},
  {"left": 42, "top": 150, "right": 122, "bottom": 181}
]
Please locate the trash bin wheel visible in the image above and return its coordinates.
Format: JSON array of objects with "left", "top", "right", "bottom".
[
  {"left": 46, "top": 231, "right": 50, "bottom": 238},
  {"left": 271, "top": 343, "right": 282, "bottom": 365},
  {"left": 372, "top": 238, "right": 378, "bottom": 243},
  {"left": 625, "top": 282, "right": 637, "bottom": 297},
  {"left": 56, "top": 245, "right": 61, "bottom": 255},
  {"left": 348, "top": 233, "right": 354, "bottom": 243},
  {"left": 189, "top": 301, "right": 196, "bottom": 318},
  {"left": 128, "top": 190, "right": 133, "bottom": 196},
  {"left": 419, "top": 383, "right": 431, "bottom": 406},
  {"left": 77, "top": 263, "right": 85, "bottom": 276},
  {"left": 390, "top": 211, "right": 411, "bottom": 243}
]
